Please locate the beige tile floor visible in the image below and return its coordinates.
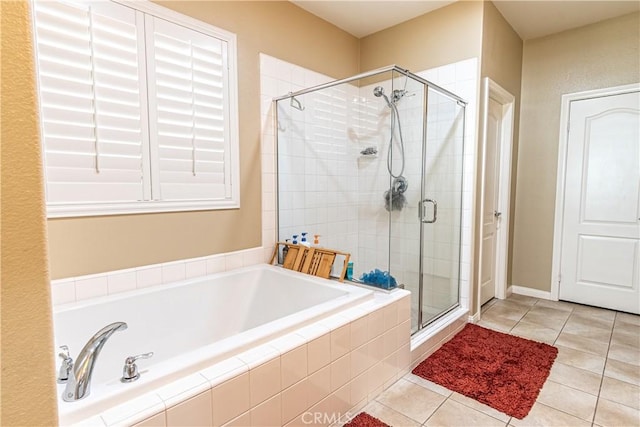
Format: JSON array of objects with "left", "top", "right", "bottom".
[{"left": 358, "top": 294, "right": 640, "bottom": 427}]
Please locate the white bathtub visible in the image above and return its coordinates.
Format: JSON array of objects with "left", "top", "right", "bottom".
[{"left": 54, "top": 264, "right": 374, "bottom": 425}]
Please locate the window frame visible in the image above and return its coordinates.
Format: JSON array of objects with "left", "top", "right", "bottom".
[{"left": 33, "top": 0, "right": 240, "bottom": 218}]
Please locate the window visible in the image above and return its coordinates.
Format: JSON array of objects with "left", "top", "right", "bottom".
[{"left": 32, "top": 0, "right": 239, "bottom": 217}]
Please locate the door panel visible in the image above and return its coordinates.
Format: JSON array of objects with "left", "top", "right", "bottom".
[
  {"left": 480, "top": 98, "right": 502, "bottom": 305},
  {"left": 418, "top": 88, "right": 464, "bottom": 328},
  {"left": 582, "top": 112, "right": 640, "bottom": 223},
  {"left": 560, "top": 90, "right": 640, "bottom": 314},
  {"left": 577, "top": 236, "right": 637, "bottom": 287}
]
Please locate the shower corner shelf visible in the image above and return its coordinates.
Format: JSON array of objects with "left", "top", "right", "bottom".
[{"left": 270, "top": 242, "right": 351, "bottom": 282}]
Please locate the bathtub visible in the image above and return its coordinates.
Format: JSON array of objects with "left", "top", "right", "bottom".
[{"left": 54, "top": 264, "right": 378, "bottom": 425}]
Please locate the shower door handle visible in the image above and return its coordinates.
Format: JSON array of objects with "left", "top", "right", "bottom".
[{"left": 420, "top": 198, "right": 437, "bottom": 223}]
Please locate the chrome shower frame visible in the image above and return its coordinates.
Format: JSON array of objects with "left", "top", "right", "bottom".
[
  {"left": 273, "top": 64, "right": 468, "bottom": 333},
  {"left": 273, "top": 64, "right": 466, "bottom": 105}
]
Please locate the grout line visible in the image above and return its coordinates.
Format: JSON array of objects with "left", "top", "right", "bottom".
[
  {"left": 372, "top": 398, "right": 425, "bottom": 425},
  {"left": 447, "top": 393, "right": 513, "bottom": 425},
  {"left": 551, "top": 304, "right": 575, "bottom": 346},
  {"left": 589, "top": 311, "right": 617, "bottom": 426},
  {"left": 420, "top": 393, "right": 449, "bottom": 426}
]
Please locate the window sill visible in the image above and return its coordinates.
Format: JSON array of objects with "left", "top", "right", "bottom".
[{"left": 47, "top": 199, "right": 240, "bottom": 218}]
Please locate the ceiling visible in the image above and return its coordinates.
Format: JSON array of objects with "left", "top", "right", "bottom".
[{"left": 291, "top": 0, "right": 640, "bottom": 40}]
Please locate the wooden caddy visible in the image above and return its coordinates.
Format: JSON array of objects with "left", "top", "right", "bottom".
[{"left": 270, "top": 242, "right": 351, "bottom": 282}]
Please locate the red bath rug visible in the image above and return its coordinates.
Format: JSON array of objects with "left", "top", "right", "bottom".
[
  {"left": 343, "top": 412, "right": 390, "bottom": 427},
  {"left": 412, "top": 323, "right": 557, "bottom": 419}
]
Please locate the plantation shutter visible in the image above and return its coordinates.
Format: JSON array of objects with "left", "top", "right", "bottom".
[
  {"left": 33, "top": 0, "right": 148, "bottom": 205},
  {"left": 146, "top": 15, "right": 232, "bottom": 201}
]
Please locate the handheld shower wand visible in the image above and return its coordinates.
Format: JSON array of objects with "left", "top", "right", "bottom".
[{"left": 374, "top": 86, "right": 408, "bottom": 212}]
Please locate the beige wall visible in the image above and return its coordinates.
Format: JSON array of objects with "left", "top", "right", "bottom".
[
  {"left": 475, "top": 1, "right": 522, "bottom": 312},
  {"left": 1, "top": 1, "right": 58, "bottom": 425},
  {"left": 360, "top": 1, "right": 484, "bottom": 71},
  {"left": 512, "top": 12, "right": 640, "bottom": 291},
  {"left": 48, "top": 1, "right": 360, "bottom": 279}
]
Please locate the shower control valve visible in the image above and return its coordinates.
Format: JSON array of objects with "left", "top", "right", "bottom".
[{"left": 121, "top": 352, "right": 154, "bottom": 383}]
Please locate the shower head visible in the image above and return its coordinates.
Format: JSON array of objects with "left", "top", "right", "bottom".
[{"left": 373, "top": 86, "right": 392, "bottom": 107}]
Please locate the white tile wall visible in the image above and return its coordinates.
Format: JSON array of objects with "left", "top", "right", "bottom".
[{"left": 260, "top": 54, "right": 360, "bottom": 275}]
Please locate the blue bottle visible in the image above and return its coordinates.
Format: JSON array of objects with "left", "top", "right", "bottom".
[{"left": 346, "top": 262, "right": 354, "bottom": 280}]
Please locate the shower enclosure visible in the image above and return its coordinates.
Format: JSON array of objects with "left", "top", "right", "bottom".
[{"left": 274, "top": 66, "right": 466, "bottom": 333}]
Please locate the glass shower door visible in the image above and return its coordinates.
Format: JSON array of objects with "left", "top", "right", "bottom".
[{"left": 418, "top": 87, "right": 465, "bottom": 328}]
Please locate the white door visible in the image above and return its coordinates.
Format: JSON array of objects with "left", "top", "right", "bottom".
[
  {"left": 480, "top": 98, "right": 503, "bottom": 305},
  {"left": 559, "top": 90, "right": 640, "bottom": 314}
]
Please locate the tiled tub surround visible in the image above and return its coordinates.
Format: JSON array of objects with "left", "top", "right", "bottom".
[{"left": 54, "top": 269, "right": 412, "bottom": 426}]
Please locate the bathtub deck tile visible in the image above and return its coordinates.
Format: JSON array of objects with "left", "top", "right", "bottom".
[
  {"left": 237, "top": 344, "right": 280, "bottom": 369},
  {"left": 200, "top": 357, "right": 248, "bottom": 386},
  {"left": 339, "top": 306, "right": 370, "bottom": 322},
  {"left": 205, "top": 256, "right": 225, "bottom": 274},
  {"left": 107, "top": 270, "right": 137, "bottom": 295},
  {"left": 321, "top": 314, "right": 351, "bottom": 331},
  {"left": 51, "top": 279, "right": 76, "bottom": 305},
  {"left": 136, "top": 266, "right": 162, "bottom": 289},
  {"left": 132, "top": 412, "right": 166, "bottom": 427},
  {"left": 225, "top": 252, "right": 244, "bottom": 271},
  {"left": 155, "top": 373, "right": 211, "bottom": 409},
  {"left": 270, "top": 332, "right": 308, "bottom": 355},
  {"left": 75, "top": 415, "right": 107, "bottom": 427},
  {"left": 295, "top": 323, "right": 331, "bottom": 342},
  {"left": 100, "top": 393, "right": 166, "bottom": 427},
  {"left": 185, "top": 259, "right": 207, "bottom": 279},
  {"left": 75, "top": 275, "right": 108, "bottom": 301},
  {"left": 161, "top": 262, "right": 186, "bottom": 284}
]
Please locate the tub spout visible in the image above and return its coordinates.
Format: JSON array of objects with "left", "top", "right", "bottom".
[{"left": 62, "top": 322, "right": 127, "bottom": 402}]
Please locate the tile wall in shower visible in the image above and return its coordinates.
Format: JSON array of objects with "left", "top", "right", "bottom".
[
  {"left": 259, "top": 55, "right": 360, "bottom": 274},
  {"left": 259, "top": 54, "right": 477, "bottom": 313}
]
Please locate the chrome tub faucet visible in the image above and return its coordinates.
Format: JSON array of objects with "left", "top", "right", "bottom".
[{"left": 59, "top": 322, "right": 128, "bottom": 402}]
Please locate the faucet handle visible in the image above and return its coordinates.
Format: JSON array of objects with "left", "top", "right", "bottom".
[
  {"left": 121, "top": 352, "right": 154, "bottom": 383},
  {"left": 57, "top": 345, "right": 73, "bottom": 383}
]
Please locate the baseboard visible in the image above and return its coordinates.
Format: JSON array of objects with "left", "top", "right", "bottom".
[
  {"left": 508, "top": 285, "right": 553, "bottom": 300},
  {"left": 468, "top": 311, "right": 480, "bottom": 323}
]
